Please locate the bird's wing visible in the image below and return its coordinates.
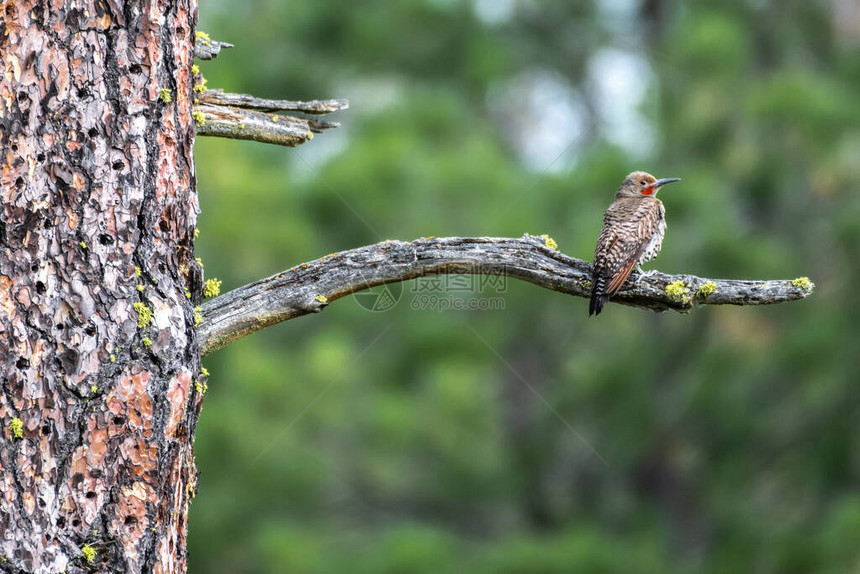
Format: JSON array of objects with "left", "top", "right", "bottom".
[
  {"left": 605, "top": 254, "right": 639, "bottom": 295},
  {"left": 594, "top": 200, "right": 662, "bottom": 296}
]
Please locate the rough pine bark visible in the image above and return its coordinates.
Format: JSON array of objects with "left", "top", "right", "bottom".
[{"left": 1, "top": 0, "right": 203, "bottom": 572}]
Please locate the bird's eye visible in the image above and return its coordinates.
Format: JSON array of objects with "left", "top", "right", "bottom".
[{"left": 640, "top": 180, "right": 646, "bottom": 185}]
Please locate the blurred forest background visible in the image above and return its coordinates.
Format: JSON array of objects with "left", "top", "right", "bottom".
[{"left": 189, "top": 1, "right": 860, "bottom": 572}]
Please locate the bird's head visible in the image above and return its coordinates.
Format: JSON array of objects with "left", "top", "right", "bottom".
[{"left": 615, "top": 171, "right": 680, "bottom": 199}]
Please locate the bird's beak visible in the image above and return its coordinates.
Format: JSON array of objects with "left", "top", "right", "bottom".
[{"left": 654, "top": 177, "right": 681, "bottom": 188}]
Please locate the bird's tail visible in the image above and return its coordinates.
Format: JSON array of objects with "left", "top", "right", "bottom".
[{"left": 589, "top": 276, "right": 608, "bottom": 316}]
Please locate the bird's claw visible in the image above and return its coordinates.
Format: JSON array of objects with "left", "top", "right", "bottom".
[{"left": 635, "top": 266, "right": 658, "bottom": 283}]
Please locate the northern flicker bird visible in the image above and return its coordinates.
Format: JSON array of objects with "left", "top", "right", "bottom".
[{"left": 589, "top": 171, "right": 681, "bottom": 316}]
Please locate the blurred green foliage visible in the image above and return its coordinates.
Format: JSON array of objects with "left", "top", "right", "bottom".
[{"left": 189, "top": 1, "right": 860, "bottom": 572}]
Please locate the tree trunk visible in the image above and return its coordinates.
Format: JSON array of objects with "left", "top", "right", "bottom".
[{"left": 1, "top": 1, "right": 201, "bottom": 572}]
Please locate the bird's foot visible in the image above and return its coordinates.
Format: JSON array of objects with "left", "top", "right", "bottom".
[{"left": 635, "top": 266, "right": 658, "bottom": 283}]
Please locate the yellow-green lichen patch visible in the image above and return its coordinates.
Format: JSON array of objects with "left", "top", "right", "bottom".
[
  {"left": 134, "top": 266, "right": 142, "bottom": 277},
  {"left": 203, "top": 278, "right": 221, "bottom": 298},
  {"left": 315, "top": 294, "right": 328, "bottom": 303},
  {"left": 195, "top": 257, "right": 204, "bottom": 267},
  {"left": 142, "top": 336, "right": 152, "bottom": 348},
  {"left": 191, "top": 64, "right": 200, "bottom": 76},
  {"left": 201, "top": 367, "right": 210, "bottom": 378},
  {"left": 195, "top": 30, "right": 212, "bottom": 45},
  {"left": 195, "top": 379, "right": 208, "bottom": 396},
  {"left": 696, "top": 281, "right": 717, "bottom": 298},
  {"left": 193, "top": 228, "right": 200, "bottom": 239},
  {"left": 665, "top": 280, "right": 691, "bottom": 304},
  {"left": 192, "top": 110, "right": 206, "bottom": 126},
  {"left": 791, "top": 276, "right": 813, "bottom": 291},
  {"left": 193, "top": 75, "right": 207, "bottom": 93},
  {"left": 539, "top": 234, "right": 558, "bottom": 250},
  {"left": 133, "top": 302, "right": 153, "bottom": 329},
  {"left": 109, "top": 353, "right": 116, "bottom": 363},
  {"left": 79, "top": 241, "right": 87, "bottom": 249},
  {"left": 193, "top": 306, "right": 203, "bottom": 327},
  {"left": 81, "top": 545, "right": 96, "bottom": 563},
  {"left": 90, "top": 384, "right": 97, "bottom": 395},
  {"left": 136, "top": 284, "right": 144, "bottom": 292},
  {"left": 581, "top": 280, "right": 592, "bottom": 289},
  {"left": 9, "top": 417, "right": 23, "bottom": 439},
  {"left": 159, "top": 88, "right": 172, "bottom": 103}
]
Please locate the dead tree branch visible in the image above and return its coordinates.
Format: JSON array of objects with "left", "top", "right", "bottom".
[
  {"left": 198, "top": 89, "right": 349, "bottom": 115},
  {"left": 193, "top": 38, "right": 233, "bottom": 60},
  {"left": 198, "top": 234, "right": 813, "bottom": 356},
  {"left": 193, "top": 90, "right": 347, "bottom": 145},
  {"left": 194, "top": 103, "right": 319, "bottom": 146}
]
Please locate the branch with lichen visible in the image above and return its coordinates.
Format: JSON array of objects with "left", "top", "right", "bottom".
[
  {"left": 198, "top": 89, "right": 348, "bottom": 115},
  {"left": 193, "top": 31, "right": 233, "bottom": 60},
  {"left": 193, "top": 91, "right": 347, "bottom": 146},
  {"left": 198, "top": 234, "right": 813, "bottom": 356},
  {"left": 190, "top": 32, "right": 347, "bottom": 146}
]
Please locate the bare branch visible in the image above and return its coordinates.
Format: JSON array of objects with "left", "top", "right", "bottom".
[
  {"left": 198, "top": 89, "right": 349, "bottom": 115},
  {"left": 194, "top": 103, "right": 339, "bottom": 146},
  {"left": 193, "top": 90, "right": 347, "bottom": 145},
  {"left": 198, "top": 235, "right": 813, "bottom": 356},
  {"left": 193, "top": 39, "right": 233, "bottom": 60}
]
